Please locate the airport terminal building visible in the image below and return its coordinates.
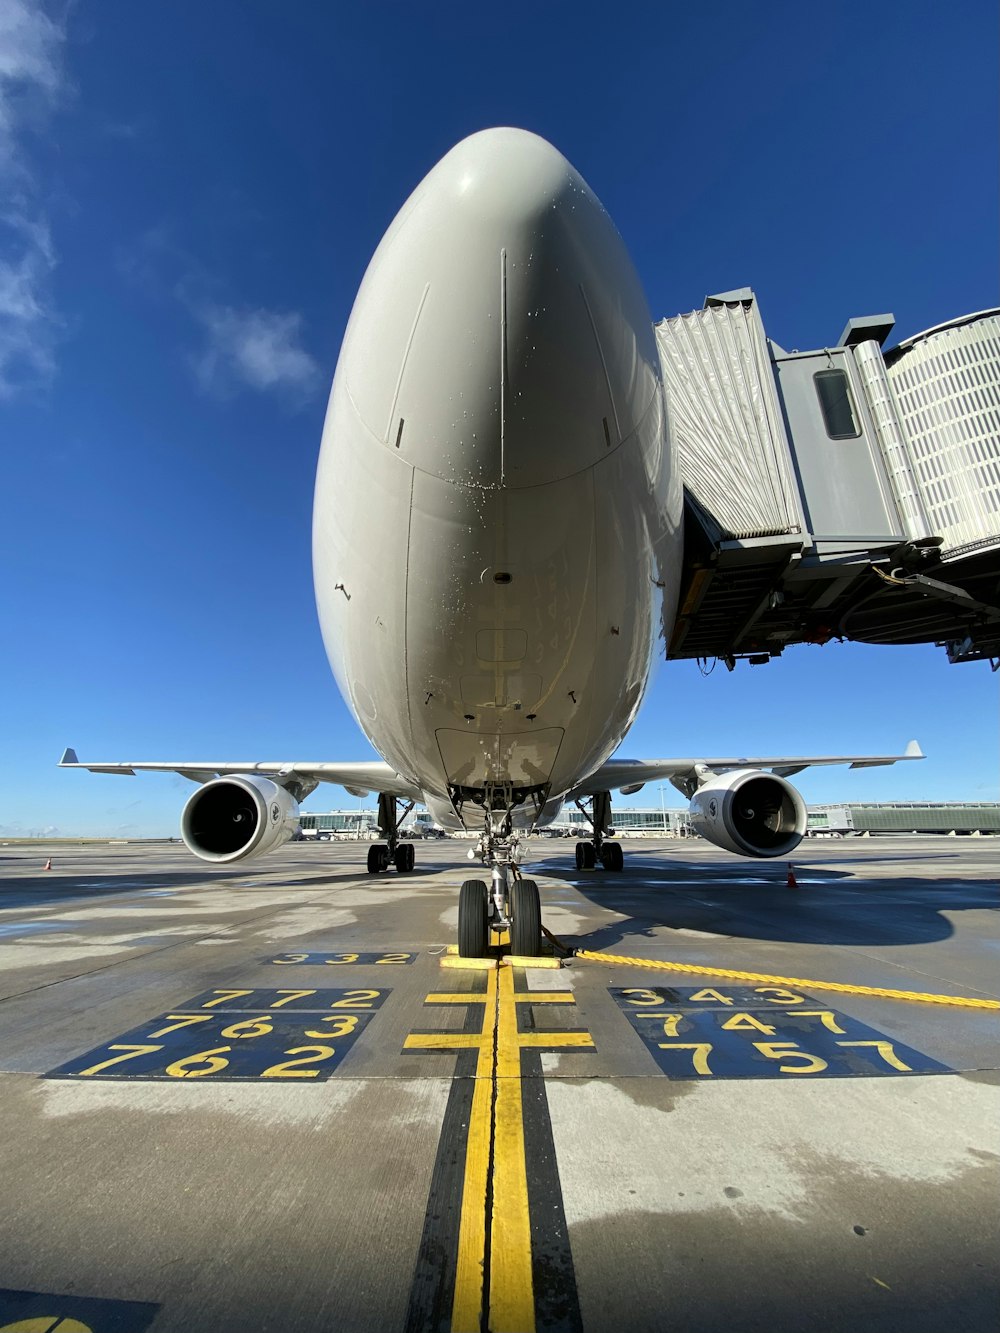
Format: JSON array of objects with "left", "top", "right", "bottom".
[{"left": 300, "top": 802, "right": 1000, "bottom": 838}]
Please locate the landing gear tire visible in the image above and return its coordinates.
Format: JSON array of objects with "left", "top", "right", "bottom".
[
  {"left": 510, "top": 877, "right": 542, "bottom": 956},
  {"left": 367, "top": 844, "right": 390, "bottom": 874},
  {"left": 394, "top": 842, "right": 415, "bottom": 873},
  {"left": 575, "top": 841, "right": 596, "bottom": 870},
  {"left": 601, "top": 841, "right": 624, "bottom": 871},
  {"left": 458, "top": 879, "right": 489, "bottom": 958}
]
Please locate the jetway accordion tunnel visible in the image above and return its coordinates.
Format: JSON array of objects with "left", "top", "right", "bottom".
[{"left": 657, "top": 295, "right": 1000, "bottom": 669}]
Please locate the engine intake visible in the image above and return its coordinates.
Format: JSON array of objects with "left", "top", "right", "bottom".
[
  {"left": 689, "top": 769, "right": 807, "bottom": 858},
  {"left": 181, "top": 776, "right": 300, "bottom": 863}
]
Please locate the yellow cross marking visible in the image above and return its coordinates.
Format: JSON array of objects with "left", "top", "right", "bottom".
[
  {"left": 405, "top": 965, "right": 594, "bottom": 1332},
  {"left": 422, "top": 991, "right": 576, "bottom": 1005}
]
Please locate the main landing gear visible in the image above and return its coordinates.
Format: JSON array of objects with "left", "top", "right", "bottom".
[
  {"left": 366, "top": 793, "right": 416, "bottom": 874},
  {"left": 456, "top": 784, "right": 543, "bottom": 958},
  {"left": 574, "top": 790, "right": 624, "bottom": 872}
]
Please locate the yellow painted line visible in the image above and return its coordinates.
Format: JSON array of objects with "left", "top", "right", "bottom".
[
  {"left": 516, "top": 1031, "right": 595, "bottom": 1049},
  {"left": 440, "top": 955, "right": 499, "bottom": 971},
  {"left": 424, "top": 990, "right": 572, "bottom": 1005},
  {"left": 490, "top": 964, "right": 536, "bottom": 1333},
  {"left": 574, "top": 950, "right": 1000, "bottom": 1009},
  {"left": 403, "top": 1033, "right": 484, "bottom": 1050},
  {"left": 451, "top": 967, "right": 498, "bottom": 1333},
  {"left": 411, "top": 961, "right": 592, "bottom": 1329}
]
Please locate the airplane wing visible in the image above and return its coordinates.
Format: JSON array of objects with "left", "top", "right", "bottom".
[
  {"left": 566, "top": 740, "right": 924, "bottom": 798},
  {"left": 58, "top": 749, "right": 422, "bottom": 800}
]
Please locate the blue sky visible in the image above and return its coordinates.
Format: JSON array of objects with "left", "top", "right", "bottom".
[{"left": 2, "top": 1, "right": 997, "bottom": 836}]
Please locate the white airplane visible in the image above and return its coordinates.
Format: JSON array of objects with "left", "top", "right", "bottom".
[{"left": 61, "top": 128, "right": 923, "bottom": 956}]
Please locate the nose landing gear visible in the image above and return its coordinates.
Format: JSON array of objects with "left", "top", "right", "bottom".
[{"left": 456, "top": 794, "right": 544, "bottom": 958}]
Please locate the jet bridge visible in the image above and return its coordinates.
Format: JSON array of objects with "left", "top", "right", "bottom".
[{"left": 657, "top": 292, "right": 1000, "bottom": 668}]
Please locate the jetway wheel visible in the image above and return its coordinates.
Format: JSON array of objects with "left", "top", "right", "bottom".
[
  {"left": 510, "top": 877, "right": 542, "bottom": 956},
  {"left": 367, "top": 844, "right": 390, "bottom": 874},
  {"left": 575, "top": 841, "right": 596, "bottom": 870},
  {"left": 601, "top": 841, "right": 624, "bottom": 872},
  {"left": 458, "top": 878, "right": 489, "bottom": 957}
]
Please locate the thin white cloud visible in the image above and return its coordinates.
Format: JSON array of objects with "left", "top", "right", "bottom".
[
  {"left": 0, "top": 0, "right": 64, "bottom": 397},
  {"left": 192, "top": 304, "right": 320, "bottom": 399}
]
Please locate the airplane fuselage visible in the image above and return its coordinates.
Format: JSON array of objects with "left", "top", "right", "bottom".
[{"left": 313, "top": 129, "right": 683, "bottom": 827}]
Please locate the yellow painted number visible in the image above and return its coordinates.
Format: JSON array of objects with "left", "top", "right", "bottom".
[
  {"left": 331, "top": 989, "right": 381, "bottom": 1008},
  {"left": 753, "top": 1041, "right": 828, "bottom": 1074},
  {"left": 621, "top": 988, "right": 663, "bottom": 1007},
  {"left": 273, "top": 953, "right": 308, "bottom": 964},
  {"left": 324, "top": 953, "right": 360, "bottom": 964},
  {"left": 270, "top": 989, "right": 317, "bottom": 1008},
  {"left": 201, "top": 989, "right": 254, "bottom": 1008},
  {"left": 376, "top": 953, "right": 412, "bottom": 963},
  {"left": 220, "top": 1016, "right": 274, "bottom": 1039},
  {"left": 165, "top": 1046, "right": 232, "bottom": 1078},
  {"left": 753, "top": 987, "right": 806, "bottom": 1005},
  {"left": 657, "top": 1042, "right": 714, "bottom": 1075},
  {"left": 837, "top": 1040, "right": 912, "bottom": 1071},
  {"left": 302, "top": 1014, "right": 360, "bottom": 1039},
  {"left": 147, "top": 1014, "right": 213, "bottom": 1038},
  {"left": 799, "top": 1010, "right": 847, "bottom": 1034},
  {"left": 661, "top": 1013, "right": 684, "bottom": 1038},
  {"left": 260, "top": 1045, "right": 337, "bottom": 1078},
  {"left": 76, "top": 1043, "right": 163, "bottom": 1076},
  {"left": 721, "top": 1012, "right": 777, "bottom": 1035},
  {"left": 689, "top": 988, "right": 734, "bottom": 1006}
]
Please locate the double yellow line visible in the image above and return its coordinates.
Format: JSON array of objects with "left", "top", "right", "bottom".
[{"left": 405, "top": 967, "right": 592, "bottom": 1331}]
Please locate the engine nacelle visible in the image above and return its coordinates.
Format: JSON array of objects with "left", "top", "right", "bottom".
[
  {"left": 181, "top": 776, "right": 300, "bottom": 863},
  {"left": 689, "top": 769, "right": 807, "bottom": 858}
]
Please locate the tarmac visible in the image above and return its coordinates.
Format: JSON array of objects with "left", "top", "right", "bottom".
[{"left": 0, "top": 834, "right": 996, "bottom": 1332}]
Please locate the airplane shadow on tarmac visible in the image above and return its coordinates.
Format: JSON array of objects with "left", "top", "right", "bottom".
[{"left": 552, "top": 863, "right": 998, "bottom": 948}]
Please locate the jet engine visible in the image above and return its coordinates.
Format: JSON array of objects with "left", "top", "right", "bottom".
[
  {"left": 181, "top": 775, "right": 300, "bottom": 863},
  {"left": 688, "top": 769, "right": 807, "bottom": 858}
]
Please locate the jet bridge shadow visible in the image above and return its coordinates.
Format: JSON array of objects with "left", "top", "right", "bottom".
[{"left": 546, "top": 862, "right": 998, "bottom": 947}]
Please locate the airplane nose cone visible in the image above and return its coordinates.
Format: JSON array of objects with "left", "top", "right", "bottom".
[
  {"left": 334, "top": 127, "right": 661, "bottom": 489},
  {"left": 435, "top": 127, "right": 577, "bottom": 226}
]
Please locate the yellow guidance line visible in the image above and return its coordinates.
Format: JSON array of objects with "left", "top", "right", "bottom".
[
  {"left": 574, "top": 950, "right": 1000, "bottom": 1010},
  {"left": 420, "top": 966, "right": 590, "bottom": 1332},
  {"left": 450, "top": 967, "right": 498, "bottom": 1333},
  {"left": 490, "top": 964, "right": 536, "bottom": 1333}
]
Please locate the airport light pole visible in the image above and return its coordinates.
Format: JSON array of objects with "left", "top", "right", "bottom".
[{"left": 659, "top": 782, "right": 666, "bottom": 835}]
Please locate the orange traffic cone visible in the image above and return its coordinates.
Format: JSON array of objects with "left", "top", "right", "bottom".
[
  {"left": 786, "top": 864, "right": 797, "bottom": 888},
  {"left": 43, "top": 858, "right": 52, "bottom": 871}
]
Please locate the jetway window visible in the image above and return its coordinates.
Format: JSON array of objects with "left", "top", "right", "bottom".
[{"left": 814, "top": 369, "right": 861, "bottom": 439}]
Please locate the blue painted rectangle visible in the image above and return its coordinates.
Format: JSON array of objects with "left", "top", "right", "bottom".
[
  {"left": 179, "top": 985, "right": 390, "bottom": 1012},
  {"left": 610, "top": 986, "right": 951, "bottom": 1079},
  {"left": 0, "top": 1287, "right": 158, "bottom": 1331},
  {"left": 267, "top": 950, "right": 417, "bottom": 965},
  {"left": 47, "top": 988, "right": 390, "bottom": 1080}
]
